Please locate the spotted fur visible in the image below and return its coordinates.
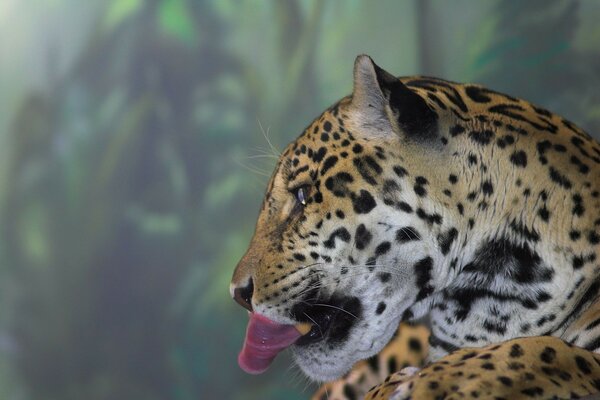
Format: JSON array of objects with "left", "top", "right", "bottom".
[
  {"left": 231, "top": 55, "right": 600, "bottom": 397},
  {"left": 364, "top": 337, "right": 600, "bottom": 400},
  {"left": 312, "top": 322, "right": 429, "bottom": 400}
]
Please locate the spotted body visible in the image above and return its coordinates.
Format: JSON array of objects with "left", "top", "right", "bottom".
[
  {"left": 231, "top": 55, "right": 600, "bottom": 399},
  {"left": 364, "top": 336, "right": 600, "bottom": 400},
  {"left": 312, "top": 322, "right": 430, "bottom": 400}
]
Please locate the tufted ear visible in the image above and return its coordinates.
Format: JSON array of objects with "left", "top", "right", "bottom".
[{"left": 351, "top": 55, "right": 437, "bottom": 140}]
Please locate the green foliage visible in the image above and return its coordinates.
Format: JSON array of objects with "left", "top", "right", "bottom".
[
  {"left": 104, "top": 0, "right": 143, "bottom": 30},
  {"left": 467, "top": 0, "right": 600, "bottom": 133},
  {"left": 158, "top": 0, "right": 197, "bottom": 44}
]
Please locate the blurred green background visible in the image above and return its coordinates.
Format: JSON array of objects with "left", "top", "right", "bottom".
[{"left": 0, "top": 0, "right": 599, "bottom": 399}]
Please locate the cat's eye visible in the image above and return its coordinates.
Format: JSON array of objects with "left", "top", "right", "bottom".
[{"left": 295, "top": 186, "right": 308, "bottom": 206}]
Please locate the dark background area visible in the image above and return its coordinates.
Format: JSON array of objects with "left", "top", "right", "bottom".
[{"left": 0, "top": 1, "right": 599, "bottom": 399}]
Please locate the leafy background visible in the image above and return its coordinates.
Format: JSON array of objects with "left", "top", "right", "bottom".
[{"left": 0, "top": 1, "right": 599, "bottom": 399}]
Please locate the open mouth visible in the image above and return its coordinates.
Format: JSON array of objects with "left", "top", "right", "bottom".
[
  {"left": 237, "top": 313, "right": 311, "bottom": 374},
  {"left": 292, "top": 295, "right": 362, "bottom": 346},
  {"left": 237, "top": 295, "right": 362, "bottom": 374}
]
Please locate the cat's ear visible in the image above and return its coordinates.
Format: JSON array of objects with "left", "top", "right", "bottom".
[{"left": 351, "top": 55, "right": 437, "bottom": 140}]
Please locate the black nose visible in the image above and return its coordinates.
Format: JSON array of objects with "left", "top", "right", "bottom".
[{"left": 233, "top": 278, "right": 254, "bottom": 311}]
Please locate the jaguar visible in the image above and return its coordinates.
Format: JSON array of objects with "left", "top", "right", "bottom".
[{"left": 230, "top": 55, "right": 600, "bottom": 399}]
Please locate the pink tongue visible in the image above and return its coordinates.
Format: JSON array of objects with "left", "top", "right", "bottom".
[{"left": 238, "top": 313, "right": 302, "bottom": 374}]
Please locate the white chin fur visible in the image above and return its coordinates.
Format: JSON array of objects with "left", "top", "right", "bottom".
[
  {"left": 291, "top": 349, "right": 353, "bottom": 382},
  {"left": 291, "top": 318, "right": 400, "bottom": 382}
]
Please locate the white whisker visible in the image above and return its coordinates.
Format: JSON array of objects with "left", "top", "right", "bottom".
[
  {"left": 303, "top": 312, "right": 323, "bottom": 338},
  {"left": 233, "top": 158, "right": 271, "bottom": 177},
  {"left": 257, "top": 118, "right": 280, "bottom": 156},
  {"left": 243, "top": 154, "right": 280, "bottom": 160},
  {"left": 308, "top": 302, "right": 360, "bottom": 320}
]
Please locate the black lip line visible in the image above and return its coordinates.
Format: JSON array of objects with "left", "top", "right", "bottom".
[
  {"left": 295, "top": 308, "right": 335, "bottom": 346},
  {"left": 292, "top": 295, "right": 363, "bottom": 346}
]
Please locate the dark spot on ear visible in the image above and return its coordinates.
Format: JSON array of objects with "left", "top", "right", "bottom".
[{"left": 372, "top": 65, "right": 439, "bottom": 140}]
